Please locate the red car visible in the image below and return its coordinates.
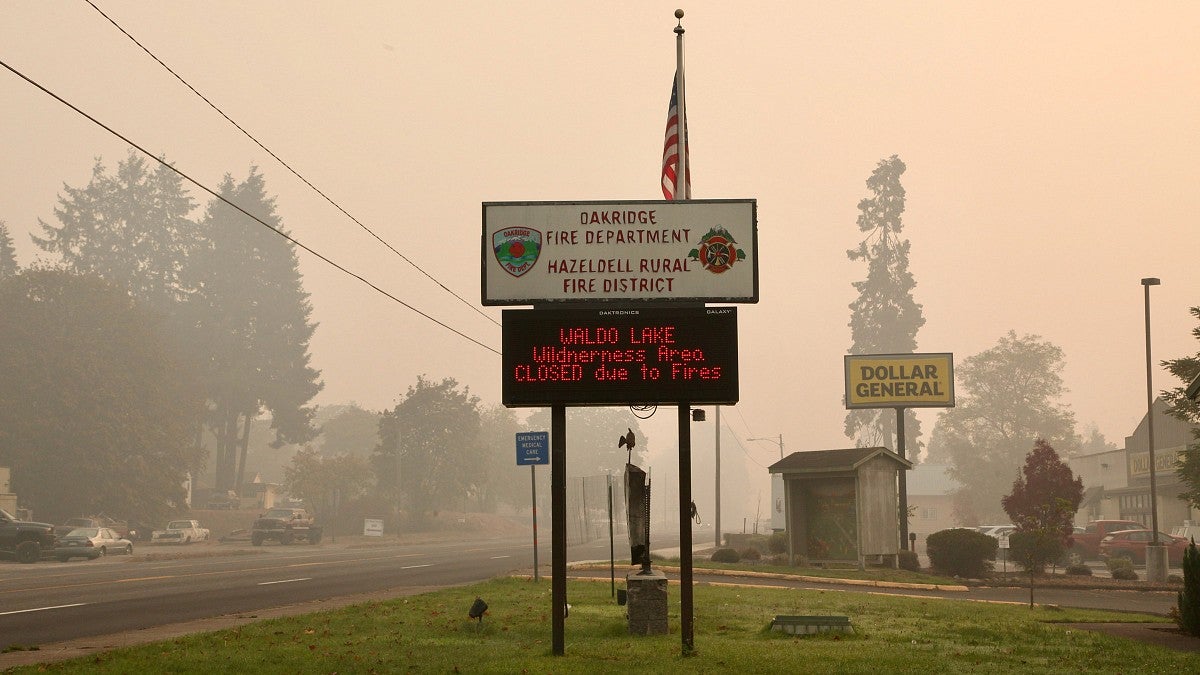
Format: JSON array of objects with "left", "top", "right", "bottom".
[{"left": 1098, "top": 529, "right": 1191, "bottom": 565}]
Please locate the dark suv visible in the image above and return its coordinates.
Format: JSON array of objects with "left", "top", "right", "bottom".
[
  {"left": 251, "top": 507, "right": 322, "bottom": 545},
  {"left": 0, "top": 508, "right": 57, "bottom": 563}
]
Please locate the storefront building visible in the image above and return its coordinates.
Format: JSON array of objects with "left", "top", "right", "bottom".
[{"left": 1070, "top": 398, "right": 1198, "bottom": 531}]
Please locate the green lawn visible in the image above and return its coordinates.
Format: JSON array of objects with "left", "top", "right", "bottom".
[{"left": 10, "top": 577, "right": 1188, "bottom": 673}]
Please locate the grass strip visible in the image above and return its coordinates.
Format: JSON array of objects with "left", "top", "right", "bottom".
[{"left": 11, "top": 577, "right": 1187, "bottom": 673}]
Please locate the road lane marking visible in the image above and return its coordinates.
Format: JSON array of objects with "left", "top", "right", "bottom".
[
  {"left": 257, "top": 578, "right": 311, "bottom": 585},
  {"left": 2, "top": 552, "right": 430, "bottom": 595},
  {"left": 400, "top": 564, "right": 432, "bottom": 570},
  {"left": 490, "top": 556, "right": 511, "bottom": 559},
  {"left": 0, "top": 603, "right": 87, "bottom": 616}
]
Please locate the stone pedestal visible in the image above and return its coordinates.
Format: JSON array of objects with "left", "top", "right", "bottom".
[
  {"left": 626, "top": 570, "right": 668, "bottom": 635},
  {"left": 1145, "top": 544, "right": 1170, "bottom": 583}
]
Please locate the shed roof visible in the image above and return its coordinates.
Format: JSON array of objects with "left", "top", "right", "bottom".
[{"left": 768, "top": 447, "right": 913, "bottom": 474}]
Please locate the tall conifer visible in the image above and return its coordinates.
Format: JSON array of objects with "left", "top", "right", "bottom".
[{"left": 845, "top": 155, "right": 925, "bottom": 453}]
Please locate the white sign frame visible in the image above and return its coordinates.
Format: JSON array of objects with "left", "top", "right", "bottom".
[{"left": 482, "top": 199, "right": 758, "bottom": 305}]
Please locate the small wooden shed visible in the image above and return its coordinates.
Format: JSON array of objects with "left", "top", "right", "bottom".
[{"left": 768, "top": 447, "right": 912, "bottom": 569}]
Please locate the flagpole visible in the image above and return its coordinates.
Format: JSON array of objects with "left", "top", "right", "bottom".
[
  {"left": 674, "top": 10, "right": 688, "bottom": 199},
  {"left": 673, "top": 10, "right": 696, "bottom": 655}
]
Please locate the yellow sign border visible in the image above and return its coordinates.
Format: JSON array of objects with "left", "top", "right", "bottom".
[{"left": 844, "top": 353, "right": 955, "bottom": 409}]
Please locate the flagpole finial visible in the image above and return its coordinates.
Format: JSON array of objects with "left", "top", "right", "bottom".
[{"left": 674, "top": 8, "right": 685, "bottom": 34}]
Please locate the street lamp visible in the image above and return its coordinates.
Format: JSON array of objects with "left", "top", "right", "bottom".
[
  {"left": 1141, "top": 277, "right": 1166, "bottom": 583},
  {"left": 748, "top": 434, "right": 785, "bottom": 460}
]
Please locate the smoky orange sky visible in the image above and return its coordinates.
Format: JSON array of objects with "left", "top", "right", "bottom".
[{"left": 2, "top": 3, "right": 1197, "bottom": 518}]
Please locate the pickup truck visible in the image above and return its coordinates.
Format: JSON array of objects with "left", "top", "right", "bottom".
[
  {"left": 251, "top": 507, "right": 322, "bottom": 545},
  {"left": 151, "top": 519, "right": 210, "bottom": 544},
  {"left": 1066, "top": 519, "right": 1144, "bottom": 562},
  {"left": 55, "top": 515, "right": 134, "bottom": 540},
  {"left": 0, "top": 507, "right": 58, "bottom": 563}
]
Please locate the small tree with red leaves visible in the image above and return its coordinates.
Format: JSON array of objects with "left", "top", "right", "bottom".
[{"left": 1002, "top": 439, "right": 1083, "bottom": 578}]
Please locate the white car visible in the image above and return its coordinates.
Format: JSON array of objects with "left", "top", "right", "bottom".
[{"left": 150, "top": 519, "right": 210, "bottom": 544}]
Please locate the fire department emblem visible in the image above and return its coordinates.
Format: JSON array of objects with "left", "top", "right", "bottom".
[
  {"left": 493, "top": 227, "right": 542, "bottom": 278},
  {"left": 688, "top": 226, "right": 745, "bottom": 274}
]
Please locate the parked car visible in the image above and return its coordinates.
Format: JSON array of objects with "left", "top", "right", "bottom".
[
  {"left": 1098, "top": 529, "right": 1191, "bottom": 565},
  {"left": 1066, "top": 519, "right": 1144, "bottom": 562},
  {"left": 0, "top": 508, "right": 58, "bottom": 563},
  {"left": 151, "top": 520, "right": 210, "bottom": 544},
  {"left": 1171, "top": 522, "right": 1198, "bottom": 543},
  {"left": 54, "top": 515, "right": 134, "bottom": 540},
  {"left": 55, "top": 527, "right": 133, "bottom": 561}
]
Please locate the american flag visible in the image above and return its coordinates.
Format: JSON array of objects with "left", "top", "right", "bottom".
[{"left": 661, "top": 74, "right": 690, "bottom": 199}]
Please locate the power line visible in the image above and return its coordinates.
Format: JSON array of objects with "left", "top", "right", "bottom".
[
  {"left": 718, "top": 418, "right": 769, "bottom": 469},
  {"left": 0, "top": 56, "right": 501, "bottom": 357},
  {"left": 83, "top": 0, "right": 500, "bottom": 329}
]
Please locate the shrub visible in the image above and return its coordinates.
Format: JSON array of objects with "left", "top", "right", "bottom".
[
  {"left": 768, "top": 531, "right": 788, "bottom": 554},
  {"left": 926, "top": 528, "right": 997, "bottom": 578},
  {"left": 1007, "top": 530, "right": 1065, "bottom": 575},
  {"left": 1064, "top": 563, "right": 1092, "bottom": 576},
  {"left": 710, "top": 547, "right": 740, "bottom": 563},
  {"left": 739, "top": 547, "right": 762, "bottom": 562},
  {"left": 898, "top": 550, "right": 920, "bottom": 572},
  {"left": 1105, "top": 556, "right": 1134, "bottom": 574},
  {"left": 1178, "top": 538, "right": 1200, "bottom": 636},
  {"left": 1112, "top": 566, "right": 1139, "bottom": 581}
]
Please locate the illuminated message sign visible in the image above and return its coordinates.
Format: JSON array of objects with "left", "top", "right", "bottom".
[
  {"left": 502, "top": 307, "right": 739, "bottom": 407},
  {"left": 482, "top": 200, "right": 758, "bottom": 305},
  {"left": 844, "top": 353, "right": 955, "bottom": 409}
]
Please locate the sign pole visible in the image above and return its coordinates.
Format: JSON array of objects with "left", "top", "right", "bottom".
[
  {"left": 608, "top": 473, "right": 615, "bottom": 597},
  {"left": 531, "top": 464, "right": 540, "bottom": 582},
  {"left": 551, "top": 405, "right": 566, "bottom": 656},
  {"left": 896, "top": 407, "right": 908, "bottom": 550},
  {"left": 678, "top": 403, "right": 694, "bottom": 653}
]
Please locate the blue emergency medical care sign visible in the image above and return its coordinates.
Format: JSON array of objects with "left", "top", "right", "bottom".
[{"left": 516, "top": 431, "right": 549, "bottom": 466}]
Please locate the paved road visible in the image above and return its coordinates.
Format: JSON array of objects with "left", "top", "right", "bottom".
[
  {"left": 0, "top": 535, "right": 1179, "bottom": 657},
  {"left": 0, "top": 534, "right": 623, "bottom": 651}
]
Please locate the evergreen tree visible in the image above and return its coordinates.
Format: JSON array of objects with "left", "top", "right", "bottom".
[
  {"left": 0, "top": 221, "right": 18, "bottom": 278},
  {"left": 927, "top": 332, "right": 1078, "bottom": 524},
  {"left": 1162, "top": 306, "right": 1200, "bottom": 510},
  {"left": 845, "top": 155, "right": 925, "bottom": 454},
  {"left": 31, "top": 151, "right": 199, "bottom": 313},
  {"left": 185, "top": 168, "right": 322, "bottom": 491},
  {"left": 1179, "top": 538, "right": 1200, "bottom": 636}
]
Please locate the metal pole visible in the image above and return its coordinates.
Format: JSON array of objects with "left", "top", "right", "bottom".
[
  {"left": 678, "top": 403, "right": 694, "bottom": 653},
  {"left": 551, "top": 405, "right": 566, "bottom": 656},
  {"left": 897, "top": 408, "right": 909, "bottom": 550},
  {"left": 714, "top": 406, "right": 721, "bottom": 548},
  {"left": 608, "top": 473, "right": 615, "bottom": 597},
  {"left": 778, "top": 433, "right": 784, "bottom": 459},
  {"left": 1142, "top": 279, "right": 1160, "bottom": 544},
  {"left": 674, "top": 12, "right": 688, "bottom": 199},
  {"left": 531, "top": 465, "right": 539, "bottom": 582}
]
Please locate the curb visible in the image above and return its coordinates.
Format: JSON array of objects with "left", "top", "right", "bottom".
[{"left": 565, "top": 562, "right": 970, "bottom": 592}]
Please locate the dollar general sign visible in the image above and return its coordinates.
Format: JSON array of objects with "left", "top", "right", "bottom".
[{"left": 844, "top": 353, "right": 955, "bottom": 409}]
